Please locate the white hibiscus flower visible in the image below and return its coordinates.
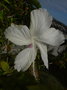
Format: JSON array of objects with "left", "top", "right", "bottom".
[{"left": 4, "top": 8, "right": 65, "bottom": 72}]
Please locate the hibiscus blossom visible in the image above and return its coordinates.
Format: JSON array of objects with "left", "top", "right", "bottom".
[{"left": 4, "top": 8, "right": 65, "bottom": 72}]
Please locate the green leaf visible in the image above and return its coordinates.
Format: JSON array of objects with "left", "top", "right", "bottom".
[
  {"left": 4, "top": 0, "right": 10, "bottom": 4},
  {"left": 1, "top": 61, "right": 9, "bottom": 72},
  {"left": 3, "top": 68, "right": 14, "bottom": 75},
  {"left": 29, "top": 0, "right": 41, "bottom": 8},
  {"left": 39, "top": 72, "right": 65, "bottom": 90},
  {"left": 27, "top": 85, "right": 48, "bottom": 90}
]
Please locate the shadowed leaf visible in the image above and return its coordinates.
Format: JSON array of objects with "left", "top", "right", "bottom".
[{"left": 1, "top": 61, "right": 9, "bottom": 72}]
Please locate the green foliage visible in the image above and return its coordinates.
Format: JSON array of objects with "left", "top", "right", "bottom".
[{"left": 0, "top": 10, "right": 3, "bottom": 21}]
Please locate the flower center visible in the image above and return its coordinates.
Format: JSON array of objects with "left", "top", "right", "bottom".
[{"left": 27, "top": 44, "right": 33, "bottom": 48}]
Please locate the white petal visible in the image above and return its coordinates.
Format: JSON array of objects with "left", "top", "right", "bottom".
[
  {"left": 4, "top": 23, "right": 31, "bottom": 46},
  {"left": 37, "top": 28, "right": 65, "bottom": 46},
  {"left": 49, "top": 46, "right": 59, "bottom": 56},
  {"left": 30, "top": 8, "right": 52, "bottom": 36},
  {"left": 36, "top": 42, "right": 48, "bottom": 68},
  {"left": 65, "top": 34, "right": 67, "bottom": 39},
  {"left": 14, "top": 46, "right": 37, "bottom": 71},
  {"left": 48, "top": 45, "right": 66, "bottom": 56}
]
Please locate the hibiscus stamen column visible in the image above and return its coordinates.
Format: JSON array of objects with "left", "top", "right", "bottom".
[{"left": 28, "top": 60, "right": 40, "bottom": 81}]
